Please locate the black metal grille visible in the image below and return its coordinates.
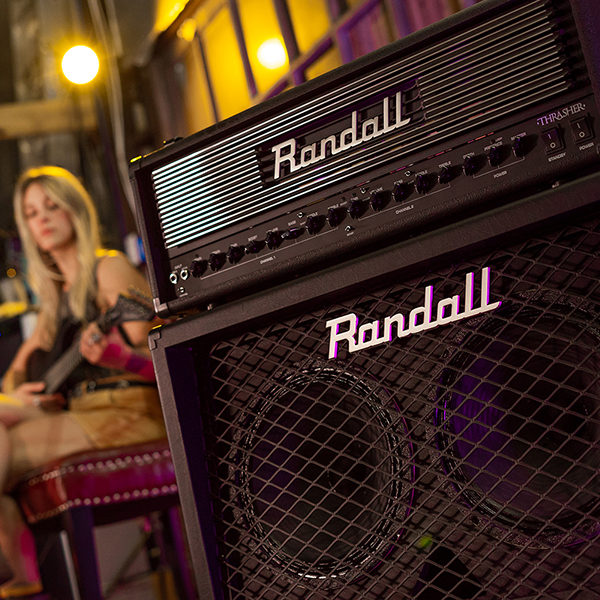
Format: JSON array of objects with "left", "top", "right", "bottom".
[
  {"left": 435, "top": 298, "right": 600, "bottom": 547},
  {"left": 191, "top": 210, "right": 600, "bottom": 599},
  {"left": 232, "top": 367, "right": 413, "bottom": 583}
]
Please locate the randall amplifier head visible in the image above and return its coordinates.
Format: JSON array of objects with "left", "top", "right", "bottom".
[
  {"left": 131, "top": 0, "right": 600, "bottom": 317},
  {"left": 150, "top": 172, "right": 600, "bottom": 599}
]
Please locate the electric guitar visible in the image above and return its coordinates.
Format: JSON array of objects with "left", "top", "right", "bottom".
[{"left": 34, "top": 293, "right": 155, "bottom": 395}]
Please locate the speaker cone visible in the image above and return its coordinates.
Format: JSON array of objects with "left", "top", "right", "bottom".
[
  {"left": 231, "top": 365, "right": 415, "bottom": 585},
  {"left": 435, "top": 296, "right": 600, "bottom": 545}
]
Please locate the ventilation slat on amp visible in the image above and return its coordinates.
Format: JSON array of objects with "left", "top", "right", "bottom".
[
  {"left": 158, "top": 167, "right": 262, "bottom": 232},
  {"left": 421, "top": 33, "right": 564, "bottom": 112}
]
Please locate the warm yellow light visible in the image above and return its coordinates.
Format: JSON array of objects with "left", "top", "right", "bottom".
[
  {"left": 257, "top": 38, "right": 287, "bottom": 70},
  {"left": 61, "top": 45, "right": 100, "bottom": 84},
  {"left": 155, "top": 0, "right": 188, "bottom": 32},
  {"left": 177, "top": 18, "right": 197, "bottom": 42},
  {"left": 6, "top": 267, "right": 16, "bottom": 278},
  {"left": 0, "top": 301, "right": 27, "bottom": 319}
]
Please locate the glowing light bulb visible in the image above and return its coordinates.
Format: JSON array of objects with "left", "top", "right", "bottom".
[
  {"left": 177, "top": 18, "right": 197, "bottom": 42},
  {"left": 61, "top": 45, "right": 100, "bottom": 85},
  {"left": 257, "top": 38, "right": 287, "bottom": 70}
]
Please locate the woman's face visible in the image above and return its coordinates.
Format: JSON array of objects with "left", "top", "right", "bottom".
[{"left": 22, "top": 182, "right": 76, "bottom": 254}]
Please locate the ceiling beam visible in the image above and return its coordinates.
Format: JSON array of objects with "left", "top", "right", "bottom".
[{"left": 0, "top": 95, "right": 97, "bottom": 140}]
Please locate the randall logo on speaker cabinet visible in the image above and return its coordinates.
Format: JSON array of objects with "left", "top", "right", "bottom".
[
  {"left": 265, "top": 79, "right": 421, "bottom": 181},
  {"left": 326, "top": 266, "right": 501, "bottom": 358}
]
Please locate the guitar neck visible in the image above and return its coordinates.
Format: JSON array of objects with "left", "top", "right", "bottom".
[{"left": 43, "top": 340, "right": 85, "bottom": 394}]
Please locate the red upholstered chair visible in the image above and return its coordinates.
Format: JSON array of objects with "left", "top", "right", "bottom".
[{"left": 13, "top": 439, "right": 197, "bottom": 600}]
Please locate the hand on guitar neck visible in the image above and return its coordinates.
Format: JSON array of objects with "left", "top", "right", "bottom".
[{"left": 41, "top": 293, "right": 156, "bottom": 395}]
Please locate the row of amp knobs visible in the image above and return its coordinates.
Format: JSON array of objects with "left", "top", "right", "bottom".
[
  {"left": 172, "top": 138, "right": 528, "bottom": 282},
  {"left": 177, "top": 226, "right": 307, "bottom": 280}
]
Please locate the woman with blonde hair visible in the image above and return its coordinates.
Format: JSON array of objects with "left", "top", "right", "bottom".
[{"left": 0, "top": 166, "right": 166, "bottom": 599}]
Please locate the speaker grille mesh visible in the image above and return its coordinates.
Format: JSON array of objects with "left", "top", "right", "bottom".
[{"left": 191, "top": 210, "right": 600, "bottom": 599}]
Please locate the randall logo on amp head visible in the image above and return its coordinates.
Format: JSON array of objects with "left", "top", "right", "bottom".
[
  {"left": 264, "top": 82, "right": 419, "bottom": 181},
  {"left": 130, "top": 0, "right": 600, "bottom": 317}
]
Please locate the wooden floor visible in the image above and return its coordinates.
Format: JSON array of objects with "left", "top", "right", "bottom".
[{"left": 108, "top": 569, "right": 180, "bottom": 600}]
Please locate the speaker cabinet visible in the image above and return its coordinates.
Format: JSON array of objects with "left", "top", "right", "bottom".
[{"left": 150, "top": 174, "right": 600, "bottom": 599}]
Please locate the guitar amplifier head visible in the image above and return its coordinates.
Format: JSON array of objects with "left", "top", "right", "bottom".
[{"left": 130, "top": 0, "right": 600, "bottom": 316}]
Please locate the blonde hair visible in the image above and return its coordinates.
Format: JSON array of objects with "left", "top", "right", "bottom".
[{"left": 13, "top": 166, "right": 101, "bottom": 347}]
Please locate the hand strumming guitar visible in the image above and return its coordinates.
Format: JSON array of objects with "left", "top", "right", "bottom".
[{"left": 9, "top": 380, "right": 65, "bottom": 413}]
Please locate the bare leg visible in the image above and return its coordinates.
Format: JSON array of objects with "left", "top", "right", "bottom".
[
  {"left": 0, "top": 496, "right": 40, "bottom": 586},
  {"left": 8, "top": 412, "right": 93, "bottom": 485},
  {"left": 0, "top": 413, "right": 94, "bottom": 594},
  {"left": 0, "top": 405, "right": 41, "bottom": 431},
  {"left": 0, "top": 422, "right": 41, "bottom": 591}
]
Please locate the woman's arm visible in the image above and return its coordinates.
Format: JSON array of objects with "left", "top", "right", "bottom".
[
  {"left": 80, "top": 324, "right": 155, "bottom": 381},
  {"left": 79, "top": 252, "right": 157, "bottom": 381},
  {"left": 94, "top": 251, "right": 155, "bottom": 352}
]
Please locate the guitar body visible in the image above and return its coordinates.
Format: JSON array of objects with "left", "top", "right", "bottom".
[
  {"left": 26, "top": 348, "right": 52, "bottom": 384},
  {"left": 26, "top": 318, "right": 79, "bottom": 384}
]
